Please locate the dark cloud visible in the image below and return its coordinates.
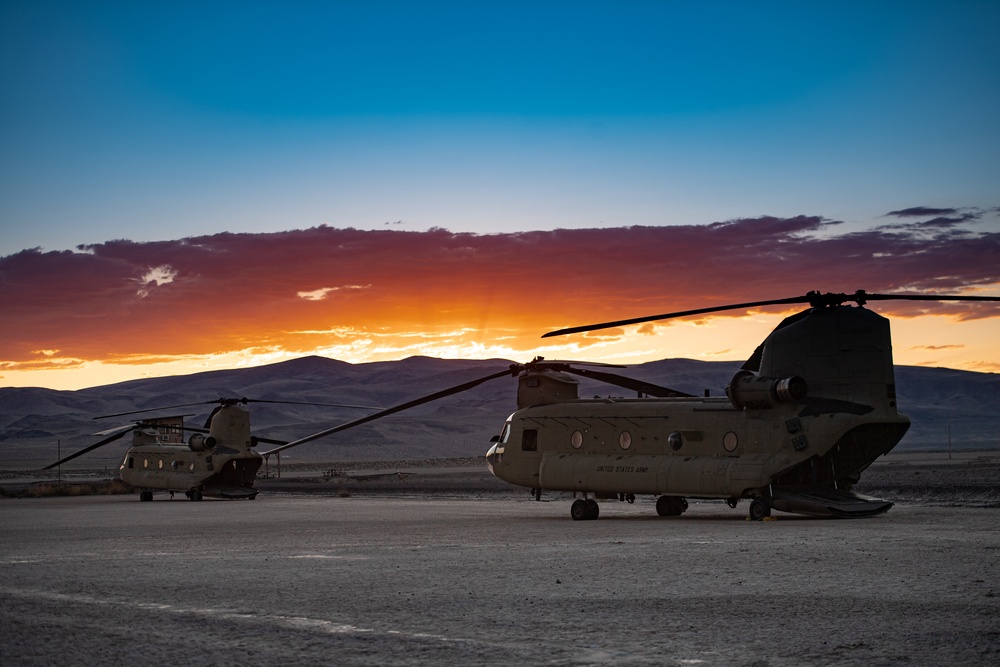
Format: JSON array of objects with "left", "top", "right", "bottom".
[
  {"left": 2, "top": 217, "right": 998, "bottom": 365},
  {"left": 915, "top": 212, "right": 981, "bottom": 228},
  {"left": 880, "top": 207, "right": 987, "bottom": 233},
  {"left": 886, "top": 206, "right": 960, "bottom": 218},
  {"left": 707, "top": 215, "right": 836, "bottom": 237}
]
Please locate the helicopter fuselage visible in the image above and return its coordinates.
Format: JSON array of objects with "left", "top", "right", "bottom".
[
  {"left": 119, "top": 444, "right": 262, "bottom": 499},
  {"left": 487, "top": 394, "right": 909, "bottom": 501}
]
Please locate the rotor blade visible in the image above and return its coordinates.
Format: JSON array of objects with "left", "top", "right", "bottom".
[
  {"left": 96, "top": 398, "right": 382, "bottom": 421},
  {"left": 250, "top": 435, "right": 288, "bottom": 446},
  {"left": 542, "top": 290, "right": 1000, "bottom": 338},
  {"left": 858, "top": 292, "right": 1000, "bottom": 305},
  {"left": 528, "top": 359, "right": 627, "bottom": 369},
  {"left": 92, "top": 424, "right": 146, "bottom": 438},
  {"left": 541, "top": 295, "right": 814, "bottom": 338},
  {"left": 94, "top": 401, "right": 218, "bottom": 419},
  {"left": 43, "top": 428, "right": 134, "bottom": 470},
  {"left": 91, "top": 422, "right": 206, "bottom": 440},
  {"left": 246, "top": 399, "right": 383, "bottom": 410},
  {"left": 560, "top": 366, "right": 694, "bottom": 398},
  {"left": 260, "top": 367, "right": 516, "bottom": 456}
]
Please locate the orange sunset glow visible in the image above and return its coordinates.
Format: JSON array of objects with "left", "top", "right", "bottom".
[{"left": 2, "top": 218, "right": 999, "bottom": 390}]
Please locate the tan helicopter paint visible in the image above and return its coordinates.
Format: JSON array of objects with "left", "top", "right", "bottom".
[{"left": 491, "top": 397, "right": 908, "bottom": 499}]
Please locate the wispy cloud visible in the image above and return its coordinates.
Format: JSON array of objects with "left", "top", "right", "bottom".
[
  {"left": 297, "top": 285, "right": 370, "bottom": 301},
  {"left": 135, "top": 265, "right": 177, "bottom": 298}
]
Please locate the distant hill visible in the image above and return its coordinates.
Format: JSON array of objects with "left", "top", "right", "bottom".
[{"left": 1, "top": 356, "right": 997, "bottom": 468}]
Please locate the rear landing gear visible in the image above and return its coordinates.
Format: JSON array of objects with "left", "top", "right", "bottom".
[
  {"left": 571, "top": 498, "right": 600, "bottom": 521},
  {"left": 749, "top": 497, "right": 771, "bottom": 521},
  {"left": 139, "top": 491, "right": 153, "bottom": 502}
]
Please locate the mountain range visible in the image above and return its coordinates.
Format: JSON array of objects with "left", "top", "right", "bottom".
[{"left": 2, "top": 356, "right": 998, "bottom": 468}]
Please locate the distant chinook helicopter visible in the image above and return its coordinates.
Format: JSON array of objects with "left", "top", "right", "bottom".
[
  {"left": 44, "top": 398, "right": 378, "bottom": 500},
  {"left": 263, "top": 290, "right": 1000, "bottom": 520}
]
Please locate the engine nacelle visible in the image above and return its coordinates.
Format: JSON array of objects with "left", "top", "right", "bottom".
[
  {"left": 726, "top": 370, "right": 807, "bottom": 410},
  {"left": 188, "top": 434, "right": 217, "bottom": 452}
]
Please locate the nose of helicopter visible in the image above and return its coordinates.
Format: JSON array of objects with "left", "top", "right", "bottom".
[{"left": 485, "top": 441, "right": 502, "bottom": 475}]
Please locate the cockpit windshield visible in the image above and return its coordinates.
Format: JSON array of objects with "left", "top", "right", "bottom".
[
  {"left": 486, "top": 414, "right": 514, "bottom": 475},
  {"left": 498, "top": 418, "right": 511, "bottom": 444}
]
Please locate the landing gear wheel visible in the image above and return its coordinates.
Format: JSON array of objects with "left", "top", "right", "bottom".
[
  {"left": 625, "top": 493, "right": 635, "bottom": 504},
  {"left": 749, "top": 497, "right": 771, "bottom": 521},
  {"left": 571, "top": 498, "right": 599, "bottom": 520},
  {"left": 656, "top": 496, "right": 687, "bottom": 517},
  {"left": 139, "top": 491, "right": 152, "bottom": 502},
  {"left": 726, "top": 498, "right": 739, "bottom": 509},
  {"left": 189, "top": 490, "right": 203, "bottom": 501}
]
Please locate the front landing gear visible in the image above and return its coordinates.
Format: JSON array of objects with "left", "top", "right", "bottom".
[{"left": 571, "top": 498, "right": 600, "bottom": 521}]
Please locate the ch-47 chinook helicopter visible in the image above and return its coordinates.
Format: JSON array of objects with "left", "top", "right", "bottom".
[
  {"left": 517, "top": 289, "right": 1000, "bottom": 520},
  {"left": 44, "top": 398, "right": 378, "bottom": 501},
  {"left": 260, "top": 290, "right": 1000, "bottom": 521}
]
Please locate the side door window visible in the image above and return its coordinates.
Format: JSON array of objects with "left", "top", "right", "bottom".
[{"left": 521, "top": 429, "right": 538, "bottom": 452}]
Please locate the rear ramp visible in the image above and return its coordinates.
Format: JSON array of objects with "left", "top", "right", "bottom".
[{"left": 770, "top": 485, "right": 893, "bottom": 518}]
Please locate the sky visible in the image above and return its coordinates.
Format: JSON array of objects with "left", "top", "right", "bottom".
[{"left": 1, "top": 1, "right": 998, "bottom": 391}]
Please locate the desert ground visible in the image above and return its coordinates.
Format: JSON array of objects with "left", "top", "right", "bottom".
[{"left": 1, "top": 452, "right": 998, "bottom": 666}]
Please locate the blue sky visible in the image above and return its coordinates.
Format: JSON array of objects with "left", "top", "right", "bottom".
[{"left": 2, "top": 1, "right": 998, "bottom": 256}]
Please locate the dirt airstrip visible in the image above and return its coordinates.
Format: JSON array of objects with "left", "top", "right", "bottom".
[{"left": 1, "top": 452, "right": 998, "bottom": 666}]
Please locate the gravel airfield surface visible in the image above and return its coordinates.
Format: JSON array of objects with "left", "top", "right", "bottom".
[{"left": 2, "top": 456, "right": 999, "bottom": 666}]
